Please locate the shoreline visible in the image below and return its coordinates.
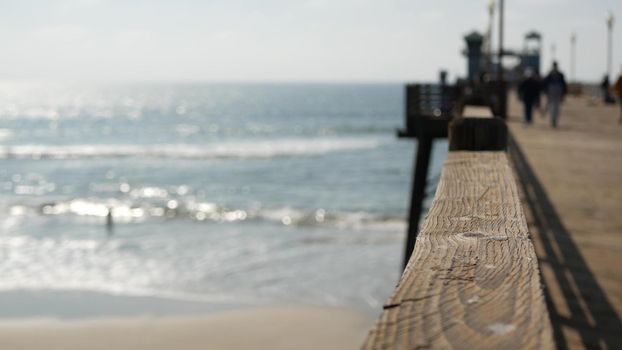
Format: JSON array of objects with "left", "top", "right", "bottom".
[
  {"left": 0, "top": 306, "right": 373, "bottom": 350},
  {"left": 0, "top": 288, "right": 383, "bottom": 319},
  {"left": 0, "top": 289, "right": 253, "bottom": 320}
]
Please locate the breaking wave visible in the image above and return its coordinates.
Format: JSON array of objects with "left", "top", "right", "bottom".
[
  {"left": 7, "top": 197, "right": 405, "bottom": 232},
  {"left": 0, "top": 138, "right": 381, "bottom": 160}
]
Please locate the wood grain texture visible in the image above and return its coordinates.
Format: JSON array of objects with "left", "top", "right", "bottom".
[{"left": 363, "top": 152, "right": 554, "bottom": 349}]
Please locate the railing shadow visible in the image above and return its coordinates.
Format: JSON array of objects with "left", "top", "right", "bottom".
[{"left": 508, "top": 134, "right": 622, "bottom": 349}]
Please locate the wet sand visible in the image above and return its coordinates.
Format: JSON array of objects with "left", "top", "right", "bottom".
[
  {"left": 508, "top": 95, "right": 622, "bottom": 349},
  {"left": 0, "top": 306, "right": 373, "bottom": 350}
]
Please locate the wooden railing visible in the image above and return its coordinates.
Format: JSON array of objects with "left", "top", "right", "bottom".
[{"left": 363, "top": 113, "right": 554, "bottom": 349}]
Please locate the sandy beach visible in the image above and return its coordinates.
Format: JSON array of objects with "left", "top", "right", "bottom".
[{"left": 0, "top": 306, "right": 373, "bottom": 350}]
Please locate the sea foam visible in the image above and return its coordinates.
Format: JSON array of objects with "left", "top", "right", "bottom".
[{"left": 0, "top": 138, "right": 381, "bottom": 160}]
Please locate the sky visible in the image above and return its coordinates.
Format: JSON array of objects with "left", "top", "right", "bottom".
[{"left": 0, "top": 0, "right": 620, "bottom": 82}]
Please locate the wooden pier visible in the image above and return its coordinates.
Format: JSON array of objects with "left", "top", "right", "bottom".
[
  {"left": 363, "top": 93, "right": 622, "bottom": 349},
  {"left": 365, "top": 107, "right": 554, "bottom": 349},
  {"left": 507, "top": 95, "right": 622, "bottom": 349}
]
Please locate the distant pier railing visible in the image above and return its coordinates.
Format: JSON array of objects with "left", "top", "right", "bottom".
[
  {"left": 397, "top": 83, "right": 461, "bottom": 269},
  {"left": 364, "top": 107, "right": 554, "bottom": 349}
]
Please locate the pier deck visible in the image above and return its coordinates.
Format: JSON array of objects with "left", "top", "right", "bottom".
[{"left": 507, "top": 95, "right": 622, "bottom": 349}]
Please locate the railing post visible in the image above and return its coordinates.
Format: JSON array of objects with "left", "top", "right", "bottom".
[
  {"left": 449, "top": 116, "right": 507, "bottom": 151},
  {"left": 403, "top": 135, "right": 432, "bottom": 269}
]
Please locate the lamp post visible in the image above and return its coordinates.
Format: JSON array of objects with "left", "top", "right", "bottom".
[
  {"left": 607, "top": 11, "right": 614, "bottom": 80},
  {"left": 570, "top": 32, "right": 576, "bottom": 82},
  {"left": 487, "top": 0, "right": 496, "bottom": 59},
  {"left": 494, "top": 0, "right": 506, "bottom": 118},
  {"left": 497, "top": 0, "right": 504, "bottom": 83}
]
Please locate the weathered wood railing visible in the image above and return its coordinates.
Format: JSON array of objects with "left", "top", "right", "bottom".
[{"left": 363, "top": 111, "right": 554, "bottom": 349}]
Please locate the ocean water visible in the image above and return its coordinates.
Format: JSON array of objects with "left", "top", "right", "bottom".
[{"left": 0, "top": 82, "right": 448, "bottom": 317}]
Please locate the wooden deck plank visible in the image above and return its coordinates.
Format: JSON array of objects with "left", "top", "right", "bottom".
[
  {"left": 363, "top": 152, "right": 554, "bottom": 349},
  {"left": 507, "top": 95, "right": 622, "bottom": 349}
]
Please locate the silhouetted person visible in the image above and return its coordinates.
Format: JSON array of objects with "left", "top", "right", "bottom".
[
  {"left": 614, "top": 67, "right": 622, "bottom": 124},
  {"left": 601, "top": 75, "right": 611, "bottom": 103},
  {"left": 517, "top": 68, "right": 541, "bottom": 124},
  {"left": 543, "top": 61, "right": 567, "bottom": 128},
  {"left": 106, "top": 207, "right": 114, "bottom": 236}
]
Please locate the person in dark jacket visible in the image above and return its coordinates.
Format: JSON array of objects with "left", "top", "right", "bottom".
[
  {"left": 613, "top": 67, "right": 622, "bottom": 124},
  {"left": 518, "top": 68, "right": 541, "bottom": 124},
  {"left": 543, "top": 61, "right": 567, "bottom": 128},
  {"left": 601, "top": 75, "right": 612, "bottom": 103}
]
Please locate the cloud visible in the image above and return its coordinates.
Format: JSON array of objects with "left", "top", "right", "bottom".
[
  {"left": 417, "top": 9, "right": 446, "bottom": 21},
  {"left": 33, "top": 25, "right": 91, "bottom": 43},
  {"left": 114, "top": 29, "right": 155, "bottom": 48}
]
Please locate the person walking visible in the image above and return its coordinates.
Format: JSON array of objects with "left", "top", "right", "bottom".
[
  {"left": 613, "top": 67, "right": 622, "bottom": 124},
  {"left": 517, "top": 68, "right": 541, "bottom": 124},
  {"left": 543, "top": 61, "right": 567, "bottom": 128},
  {"left": 601, "top": 75, "right": 611, "bottom": 103}
]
